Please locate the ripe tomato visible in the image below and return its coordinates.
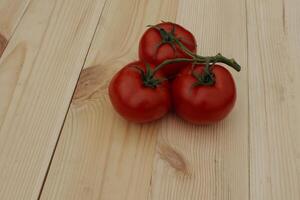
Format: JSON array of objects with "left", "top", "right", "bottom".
[
  {"left": 172, "top": 64, "right": 236, "bottom": 124},
  {"left": 109, "top": 61, "right": 171, "bottom": 123},
  {"left": 139, "top": 22, "right": 197, "bottom": 77}
]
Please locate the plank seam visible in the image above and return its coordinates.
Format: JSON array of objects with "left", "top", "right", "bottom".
[
  {"left": 245, "top": 0, "right": 251, "bottom": 199},
  {"left": 0, "top": 0, "right": 33, "bottom": 58}
]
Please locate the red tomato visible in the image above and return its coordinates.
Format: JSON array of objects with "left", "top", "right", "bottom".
[
  {"left": 109, "top": 61, "right": 171, "bottom": 123},
  {"left": 172, "top": 64, "right": 236, "bottom": 124},
  {"left": 139, "top": 22, "right": 197, "bottom": 77}
]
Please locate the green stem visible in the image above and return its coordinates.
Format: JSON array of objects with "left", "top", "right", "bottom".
[
  {"left": 149, "top": 24, "right": 241, "bottom": 72},
  {"left": 153, "top": 58, "right": 195, "bottom": 73},
  {"left": 146, "top": 24, "right": 242, "bottom": 86},
  {"left": 174, "top": 39, "right": 197, "bottom": 58},
  {"left": 152, "top": 53, "right": 241, "bottom": 76},
  {"left": 174, "top": 39, "right": 241, "bottom": 72},
  {"left": 210, "top": 53, "right": 241, "bottom": 71}
]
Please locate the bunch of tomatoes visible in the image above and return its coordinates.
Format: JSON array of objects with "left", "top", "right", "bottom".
[{"left": 109, "top": 22, "right": 241, "bottom": 124}]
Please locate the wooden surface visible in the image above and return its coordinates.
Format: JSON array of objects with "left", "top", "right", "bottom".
[{"left": 0, "top": 0, "right": 299, "bottom": 199}]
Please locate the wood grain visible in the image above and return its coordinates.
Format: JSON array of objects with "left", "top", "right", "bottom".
[
  {"left": 247, "top": 0, "right": 300, "bottom": 199},
  {"left": 0, "top": 0, "right": 32, "bottom": 56},
  {"left": 0, "top": 0, "right": 58, "bottom": 127},
  {"left": 40, "top": 0, "right": 178, "bottom": 199},
  {"left": 149, "top": 0, "right": 249, "bottom": 199},
  {"left": 0, "top": 0, "right": 107, "bottom": 198}
]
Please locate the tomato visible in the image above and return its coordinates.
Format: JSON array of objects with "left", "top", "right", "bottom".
[
  {"left": 172, "top": 64, "right": 236, "bottom": 124},
  {"left": 109, "top": 61, "right": 171, "bottom": 123},
  {"left": 139, "top": 22, "right": 197, "bottom": 77}
]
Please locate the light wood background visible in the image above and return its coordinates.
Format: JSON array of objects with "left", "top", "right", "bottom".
[{"left": 0, "top": 0, "right": 299, "bottom": 199}]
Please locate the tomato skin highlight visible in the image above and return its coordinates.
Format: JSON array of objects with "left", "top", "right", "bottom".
[
  {"left": 172, "top": 64, "right": 236, "bottom": 124},
  {"left": 109, "top": 61, "right": 171, "bottom": 123},
  {"left": 139, "top": 22, "right": 197, "bottom": 77}
]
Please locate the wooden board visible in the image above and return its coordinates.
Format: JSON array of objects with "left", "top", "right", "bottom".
[
  {"left": 285, "top": 0, "right": 300, "bottom": 186},
  {"left": 0, "top": 0, "right": 107, "bottom": 198},
  {"left": 247, "top": 0, "right": 300, "bottom": 199},
  {"left": 0, "top": 0, "right": 31, "bottom": 56},
  {"left": 39, "top": 0, "right": 178, "bottom": 199},
  {"left": 0, "top": 0, "right": 55, "bottom": 127}
]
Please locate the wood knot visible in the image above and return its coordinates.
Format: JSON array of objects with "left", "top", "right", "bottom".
[
  {"left": 73, "top": 65, "right": 109, "bottom": 104},
  {"left": 158, "top": 144, "right": 189, "bottom": 174},
  {"left": 0, "top": 33, "right": 8, "bottom": 57}
]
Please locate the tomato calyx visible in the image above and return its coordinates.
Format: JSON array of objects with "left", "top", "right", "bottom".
[
  {"left": 191, "top": 60, "right": 216, "bottom": 86},
  {"left": 133, "top": 64, "right": 166, "bottom": 88},
  {"left": 189, "top": 53, "right": 241, "bottom": 86},
  {"left": 147, "top": 24, "right": 180, "bottom": 55}
]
